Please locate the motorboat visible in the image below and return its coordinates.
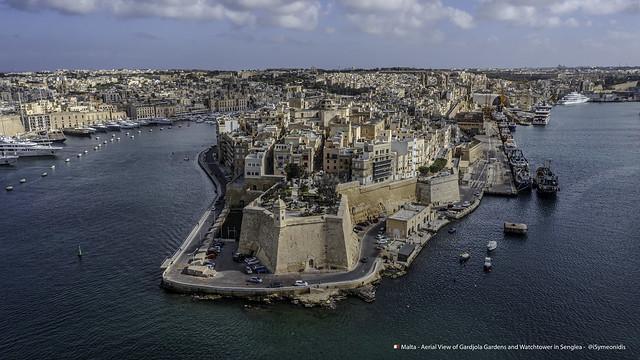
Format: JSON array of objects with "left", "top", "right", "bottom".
[
  {"left": 5, "top": 185, "right": 13, "bottom": 191},
  {"left": 487, "top": 241, "right": 497, "bottom": 251},
  {"left": 484, "top": 257, "right": 492, "bottom": 272},
  {"left": 459, "top": 252, "right": 470, "bottom": 262},
  {"left": 448, "top": 228, "right": 457, "bottom": 234}
]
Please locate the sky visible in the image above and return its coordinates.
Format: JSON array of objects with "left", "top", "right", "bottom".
[{"left": 0, "top": 0, "right": 639, "bottom": 71}]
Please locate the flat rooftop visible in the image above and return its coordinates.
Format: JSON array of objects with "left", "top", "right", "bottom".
[{"left": 388, "top": 205, "right": 427, "bottom": 221}]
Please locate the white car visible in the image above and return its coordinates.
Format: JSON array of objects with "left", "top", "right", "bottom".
[{"left": 294, "top": 280, "right": 309, "bottom": 287}]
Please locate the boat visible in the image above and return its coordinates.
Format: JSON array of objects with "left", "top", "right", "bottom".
[
  {"left": 78, "top": 245, "right": 82, "bottom": 257},
  {"left": 507, "top": 149, "right": 531, "bottom": 191},
  {"left": 106, "top": 122, "right": 122, "bottom": 131},
  {"left": 504, "top": 222, "right": 528, "bottom": 234},
  {"left": 62, "top": 128, "right": 94, "bottom": 137},
  {"left": 0, "top": 137, "right": 62, "bottom": 157},
  {"left": 19, "top": 178, "right": 26, "bottom": 183},
  {"left": 155, "top": 118, "right": 173, "bottom": 125},
  {"left": 448, "top": 228, "right": 457, "bottom": 234},
  {"left": 41, "top": 172, "right": 48, "bottom": 177},
  {"left": 487, "top": 241, "right": 497, "bottom": 251},
  {"left": 533, "top": 160, "right": 559, "bottom": 195},
  {"left": 183, "top": 156, "right": 190, "bottom": 161},
  {"left": 119, "top": 121, "right": 137, "bottom": 129},
  {"left": 508, "top": 123, "right": 517, "bottom": 131},
  {"left": 459, "top": 252, "right": 470, "bottom": 262},
  {"left": 91, "top": 124, "right": 108, "bottom": 132},
  {"left": 1, "top": 153, "right": 18, "bottom": 166},
  {"left": 65, "top": 158, "right": 70, "bottom": 162},
  {"left": 558, "top": 92, "right": 589, "bottom": 105},
  {"left": 23, "top": 129, "right": 67, "bottom": 143},
  {"left": 138, "top": 120, "right": 150, "bottom": 126},
  {"left": 5, "top": 185, "right": 13, "bottom": 191},
  {"left": 484, "top": 257, "right": 492, "bottom": 272},
  {"left": 532, "top": 103, "right": 552, "bottom": 126}
]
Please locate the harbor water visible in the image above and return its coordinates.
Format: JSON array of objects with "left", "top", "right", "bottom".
[{"left": 1, "top": 104, "right": 639, "bottom": 359}]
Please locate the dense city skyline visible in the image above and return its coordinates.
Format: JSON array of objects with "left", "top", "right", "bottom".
[{"left": 1, "top": 0, "right": 640, "bottom": 71}]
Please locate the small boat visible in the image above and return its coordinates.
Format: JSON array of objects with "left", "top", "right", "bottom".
[
  {"left": 5, "top": 185, "right": 13, "bottom": 191},
  {"left": 0, "top": 154, "right": 18, "bottom": 166},
  {"left": 95, "top": 136, "right": 100, "bottom": 140},
  {"left": 65, "top": 158, "right": 70, "bottom": 162},
  {"left": 94, "top": 147, "right": 98, "bottom": 150},
  {"left": 50, "top": 165, "right": 55, "bottom": 169},
  {"left": 84, "top": 150, "right": 88, "bottom": 154},
  {"left": 77, "top": 153, "right": 82, "bottom": 158},
  {"left": 19, "top": 178, "right": 26, "bottom": 183},
  {"left": 103, "top": 141, "right": 107, "bottom": 144},
  {"left": 183, "top": 156, "right": 190, "bottom": 161},
  {"left": 41, "top": 172, "right": 48, "bottom": 177},
  {"left": 77, "top": 245, "right": 82, "bottom": 257},
  {"left": 484, "top": 257, "right": 492, "bottom": 272},
  {"left": 487, "top": 241, "right": 497, "bottom": 251},
  {"left": 130, "top": 136, "right": 134, "bottom": 139},
  {"left": 112, "top": 134, "right": 116, "bottom": 138},
  {"left": 159, "top": 127, "right": 164, "bottom": 131},
  {"left": 459, "top": 252, "right": 470, "bottom": 262},
  {"left": 149, "top": 129, "right": 153, "bottom": 132},
  {"left": 448, "top": 228, "right": 457, "bottom": 234},
  {"left": 116, "top": 137, "right": 120, "bottom": 141},
  {"left": 504, "top": 222, "right": 528, "bottom": 234}
]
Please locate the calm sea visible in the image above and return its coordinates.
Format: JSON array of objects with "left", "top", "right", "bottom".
[{"left": 0, "top": 105, "right": 638, "bottom": 359}]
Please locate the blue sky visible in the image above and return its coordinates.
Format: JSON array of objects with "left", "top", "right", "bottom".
[{"left": 1, "top": 0, "right": 639, "bottom": 71}]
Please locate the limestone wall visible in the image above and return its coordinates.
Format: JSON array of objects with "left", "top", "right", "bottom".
[
  {"left": 336, "top": 178, "right": 418, "bottom": 222},
  {"left": 416, "top": 173, "right": 460, "bottom": 206},
  {"left": 238, "top": 195, "right": 360, "bottom": 274}
]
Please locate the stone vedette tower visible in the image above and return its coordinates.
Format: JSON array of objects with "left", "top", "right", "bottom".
[{"left": 238, "top": 192, "right": 360, "bottom": 274}]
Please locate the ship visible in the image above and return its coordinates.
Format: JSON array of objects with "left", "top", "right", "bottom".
[
  {"left": 63, "top": 127, "right": 95, "bottom": 137},
  {"left": 1, "top": 152, "right": 18, "bottom": 166},
  {"left": 0, "top": 137, "right": 62, "bottom": 157},
  {"left": 532, "top": 103, "right": 552, "bottom": 126},
  {"left": 558, "top": 92, "right": 589, "bottom": 105},
  {"left": 533, "top": 160, "right": 559, "bottom": 195},
  {"left": 507, "top": 149, "right": 532, "bottom": 191},
  {"left": 23, "top": 129, "right": 67, "bottom": 143}
]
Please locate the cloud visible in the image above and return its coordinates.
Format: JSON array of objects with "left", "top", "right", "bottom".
[
  {"left": 339, "top": 0, "right": 473, "bottom": 36},
  {"left": 477, "top": 0, "right": 640, "bottom": 28},
  {"left": 1, "top": 0, "right": 321, "bottom": 31}
]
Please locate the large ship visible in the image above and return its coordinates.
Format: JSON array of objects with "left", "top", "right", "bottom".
[
  {"left": 1, "top": 152, "right": 18, "bottom": 166},
  {"left": 23, "top": 129, "right": 67, "bottom": 143},
  {"left": 533, "top": 160, "right": 559, "bottom": 195},
  {"left": 532, "top": 103, "right": 552, "bottom": 126},
  {"left": 507, "top": 149, "right": 532, "bottom": 191},
  {"left": 558, "top": 92, "right": 589, "bottom": 105},
  {"left": 0, "top": 137, "right": 62, "bottom": 157}
]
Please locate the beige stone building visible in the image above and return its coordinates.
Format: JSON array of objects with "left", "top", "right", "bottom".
[
  {"left": 0, "top": 115, "right": 25, "bottom": 136},
  {"left": 386, "top": 204, "right": 432, "bottom": 239}
]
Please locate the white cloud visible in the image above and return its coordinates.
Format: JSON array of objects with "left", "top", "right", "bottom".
[
  {"left": 339, "top": 0, "right": 473, "bottom": 37},
  {"left": 477, "top": 0, "right": 640, "bottom": 28},
  {"left": 2, "top": 0, "right": 321, "bottom": 31}
]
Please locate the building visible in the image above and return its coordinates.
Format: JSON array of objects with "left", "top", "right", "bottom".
[
  {"left": 455, "top": 112, "right": 485, "bottom": 135},
  {"left": 352, "top": 141, "right": 395, "bottom": 185},
  {"left": 386, "top": 203, "right": 432, "bottom": 239},
  {"left": 416, "top": 171, "right": 460, "bottom": 206}
]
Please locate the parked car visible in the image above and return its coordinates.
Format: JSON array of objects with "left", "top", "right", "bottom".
[
  {"left": 245, "top": 259, "right": 260, "bottom": 266},
  {"left": 270, "top": 281, "right": 283, "bottom": 288},
  {"left": 354, "top": 225, "right": 364, "bottom": 231},
  {"left": 246, "top": 277, "right": 263, "bottom": 284},
  {"left": 360, "top": 257, "right": 368, "bottom": 263},
  {"left": 254, "top": 267, "right": 269, "bottom": 274},
  {"left": 244, "top": 266, "right": 253, "bottom": 274},
  {"left": 294, "top": 280, "right": 309, "bottom": 287},
  {"left": 232, "top": 252, "right": 247, "bottom": 262}
]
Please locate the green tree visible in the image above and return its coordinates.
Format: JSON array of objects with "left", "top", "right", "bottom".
[
  {"left": 418, "top": 166, "right": 429, "bottom": 176},
  {"left": 285, "top": 163, "right": 302, "bottom": 181},
  {"left": 429, "top": 158, "right": 448, "bottom": 173}
]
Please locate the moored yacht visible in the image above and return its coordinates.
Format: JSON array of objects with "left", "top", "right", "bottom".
[
  {"left": 1, "top": 153, "right": 18, "bottom": 166},
  {"left": 0, "top": 137, "right": 62, "bottom": 157},
  {"left": 532, "top": 103, "right": 552, "bottom": 126},
  {"left": 558, "top": 92, "right": 589, "bottom": 105}
]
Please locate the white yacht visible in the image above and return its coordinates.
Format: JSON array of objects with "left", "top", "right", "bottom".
[
  {"left": 558, "top": 92, "right": 589, "bottom": 105},
  {"left": 0, "top": 137, "right": 62, "bottom": 157},
  {"left": 532, "top": 103, "right": 552, "bottom": 126}
]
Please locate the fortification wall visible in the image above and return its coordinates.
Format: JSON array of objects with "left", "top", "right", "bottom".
[{"left": 336, "top": 178, "right": 418, "bottom": 222}]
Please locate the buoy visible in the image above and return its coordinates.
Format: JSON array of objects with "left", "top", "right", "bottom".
[
  {"left": 138, "top": 130, "right": 141, "bottom": 133},
  {"left": 110, "top": 139, "right": 114, "bottom": 142},
  {"left": 116, "top": 137, "right": 120, "bottom": 141},
  {"left": 5, "top": 186, "right": 13, "bottom": 191},
  {"left": 94, "top": 146, "right": 98, "bottom": 150},
  {"left": 19, "top": 178, "right": 26, "bottom": 184},
  {"left": 84, "top": 150, "right": 88, "bottom": 154},
  {"left": 149, "top": 129, "right": 152, "bottom": 132},
  {"left": 65, "top": 158, "right": 70, "bottom": 162},
  {"left": 96, "top": 136, "right": 100, "bottom": 140},
  {"left": 103, "top": 141, "right": 107, "bottom": 144},
  {"left": 131, "top": 136, "right": 134, "bottom": 139},
  {"left": 41, "top": 172, "right": 48, "bottom": 177},
  {"left": 112, "top": 134, "right": 115, "bottom": 138}
]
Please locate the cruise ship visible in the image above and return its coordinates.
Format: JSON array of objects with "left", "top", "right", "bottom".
[
  {"left": 0, "top": 137, "right": 62, "bottom": 157},
  {"left": 532, "top": 103, "right": 552, "bottom": 126},
  {"left": 558, "top": 92, "right": 589, "bottom": 105}
]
